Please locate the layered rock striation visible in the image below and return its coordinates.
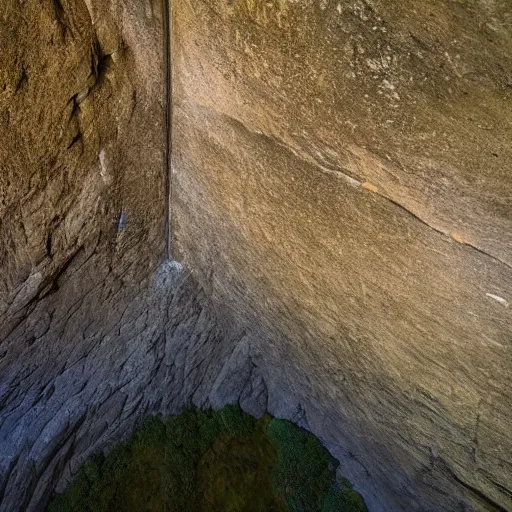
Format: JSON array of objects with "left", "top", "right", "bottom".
[
  {"left": 1, "top": 0, "right": 511, "bottom": 511},
  {"left": 171, "top": 1, "right": 512, "bottom": 510},
  {"left": 0, "top": 2, "right": 253, "bottom": 510}
]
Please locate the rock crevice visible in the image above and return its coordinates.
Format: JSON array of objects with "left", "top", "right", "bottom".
[{"left": 1, "top": 1, "right": 512, "bottom": 511}]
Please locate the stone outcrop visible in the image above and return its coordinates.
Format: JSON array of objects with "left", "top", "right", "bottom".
[
  {"left": 171, "top": 1, "right": 512, "bottom": 510},
  {"left": 1, "top": 0, "right": 511, "bottom": 511},
  {"left": 0, "top": 1, "right": 254, "bottom": 510}
]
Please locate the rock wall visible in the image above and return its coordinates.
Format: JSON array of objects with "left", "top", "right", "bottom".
[
  {"left": 171, "top": 0, "right": 512, "bottom": 511},
  {"left": 0, "top": 1, "right": 251, "bottom": 510},
  {"left": 0, "top": 0, "right": 511, "bottom": 511}
]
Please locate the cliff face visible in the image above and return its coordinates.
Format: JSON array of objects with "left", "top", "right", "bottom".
[
  {"left": 1, "top": 0, "right": 511, "bottom": 511},
  {"left": 171, "top": 1, "right": 512, "bottom": 510},
  {"left": 0, "top": 2, "right": 251, "bottom": 510}
]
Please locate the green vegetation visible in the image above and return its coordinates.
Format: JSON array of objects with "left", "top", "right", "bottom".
[{"left": 49, "top": 406, "right": 367, "bottom": 512}]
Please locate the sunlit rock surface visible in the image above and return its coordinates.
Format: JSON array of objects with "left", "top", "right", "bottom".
[
  {"left": 1, "top": 0, "right": 511, "bottom": 511},
  {"left": 172, "top": 1, "right": 512, "bottom": 510}
]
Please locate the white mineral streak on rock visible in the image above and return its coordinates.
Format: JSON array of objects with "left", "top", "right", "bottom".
[{"left": 486, "top": 293, "right": 509, "bottom": 307}]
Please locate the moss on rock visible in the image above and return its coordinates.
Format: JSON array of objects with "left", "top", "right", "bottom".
[{"left": 48, "top": 406, "right": 367, "bottom": 512}]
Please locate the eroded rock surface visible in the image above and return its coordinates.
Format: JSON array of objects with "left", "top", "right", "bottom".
[
  {"left": 1, "top": 0, "right": 511, "bottom": 511},
  {"left": 172, "top": 0, "right": 512, "bottom": 511},
  {"left": 0, "top": 2, "right": 250, "bottom": 510}
]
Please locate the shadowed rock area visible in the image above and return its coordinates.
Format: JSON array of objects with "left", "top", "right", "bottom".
[
  {"left": 1, "top": 0, "right": 511, "bottom": 511},
  {"left": 0, "top": 1, "right": 253, "bottom": 510}
]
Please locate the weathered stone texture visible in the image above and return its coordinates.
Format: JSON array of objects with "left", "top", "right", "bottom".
[
  {"left": 1, "top": 0, "right": 511, "bottom": 511},
  {"left": 172, "top": 0, "right": 512, "bottom": 510},
  {"left": 0, "top": 1, "right": 249, "bottom": 510}
]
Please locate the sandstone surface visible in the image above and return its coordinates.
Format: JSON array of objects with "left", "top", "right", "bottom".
[{"left": 1, "top": 0, "right": 511, "bottom": 511}]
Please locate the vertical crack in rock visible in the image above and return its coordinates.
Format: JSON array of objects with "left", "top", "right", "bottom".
[
  {"left": 2, "top": 1, "right": 512, "bottom": 511},
  {"left": 162, "top": 0, "right": 173, "bottom": 261},
  {"left": 0, "top": 3, "right": 247, "bottom": 510}
]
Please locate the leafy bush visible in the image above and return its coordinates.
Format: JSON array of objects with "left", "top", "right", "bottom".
[{"left": 49, "top": 406, "right": 367, "bottom": 512}]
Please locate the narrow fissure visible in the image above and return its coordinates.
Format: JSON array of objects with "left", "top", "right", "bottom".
[{"left": 163, "top": 0, "right": 173, "bottom": 261}]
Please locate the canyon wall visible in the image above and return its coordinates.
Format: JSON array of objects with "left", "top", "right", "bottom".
[
  {"left": 0, "top": 1, "right": 252, "bottom": 510},
  {"left": 0, "top": 0, "right": 511, "bottom": 511},
  {"left": 171, "top": 0, "right": 512, "bottom": 510}
]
